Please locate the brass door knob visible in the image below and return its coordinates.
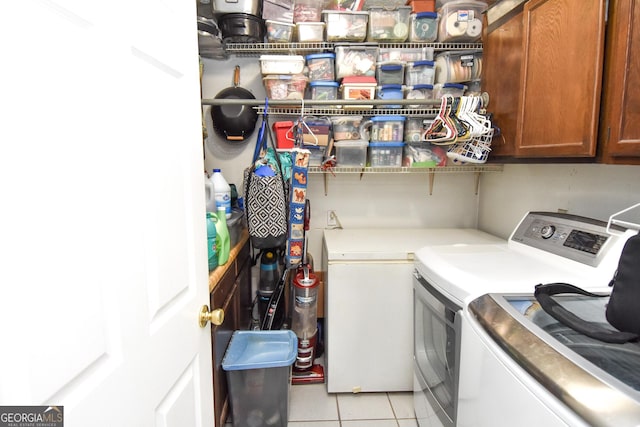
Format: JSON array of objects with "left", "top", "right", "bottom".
[{"left": 199, "top": 305, "right": 225, "bottom": 327}]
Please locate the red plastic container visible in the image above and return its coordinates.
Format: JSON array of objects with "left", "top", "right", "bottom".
[
  {"left": 407, "top": 0, "right": 435, "bottom": 12},
  {"left": 273, "top": 121, "right": 295, "bottom": 149}
]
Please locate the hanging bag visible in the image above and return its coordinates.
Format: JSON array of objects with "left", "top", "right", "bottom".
[
  {"left": 243, "top": 101, "right": 289, "bottom": 250},
  {"left": 534, "top": 232, "right": 640, "bottom": 344}
]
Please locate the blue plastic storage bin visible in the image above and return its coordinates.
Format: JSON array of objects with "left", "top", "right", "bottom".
[{"left": 222, "top": 330, "right": 298, "bottom": 427}]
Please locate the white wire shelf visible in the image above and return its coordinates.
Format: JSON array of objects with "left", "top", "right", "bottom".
[
  {"left": 308, "top": 165, "right": 504, "bottom": 174},
  {"left": 223, "top": 41, "right": 483, "bottom": 55}
]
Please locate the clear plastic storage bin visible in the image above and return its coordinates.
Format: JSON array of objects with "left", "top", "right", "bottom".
[
  {"left": 405, "top": 84, "right": 434, "bottom": 108},
  {"left": 409, "top": 12, "right": 439, "bottom": 42},
  {"left": 367, "top": 6, "right": 412, "bottom": 42},
  {"left": 323, "top": 10, "right": 369, "bottom": 42},
  {"left": 437, "top": 0, "right": 487, "bottom": 42},
  {"left": 266, "top": 20, "right": 295, "bottom": 42},
  {"left": 368, "top": 115, "right": 406, "bottom": 142},
  {"left": 335, "top": 44, "right": 379, "bottom": 79},
  {"left": 379, "top": 46, "right": 434, "bottom": 62},
  {"left": 405, "top": 60, "right": 435, "bottom": 85},
  {"left": 293, "top": 0, "right": 322, "bottom": 22},
  {"left": 309, "top": 80, "right": 339, "bottom": 101},
  {"left": 331, "top": 115, "right": 364, "bottom": 140},
  {"left": 262, "top": 0, "right": 294, "bottom": 22},
  {"left": 295, "top": 22, "right": 325, "bottom": 42},
  {"left": 434, "top": 50, "right": 482, "bottom": 83},
  {"left": 368, "top": 142, "right": 405, "bottom": 167},
  {"left": 433, "top": 82, "right": 467, "bottom": 98},
  {"left": 263, "top": 74, "right": 308, "bottom": 99},
  {"left": 306, "top": 53, "right": 336, "bottom": 81},
  {"left": 260, "top": 55, "right": 305, "bottom": 74},
  {"left": 213, "top": 0, "right": 261, "bottom": 15},
  {"left": 334, "top": 139, "right": 369, "bottom": 167},
  {"left": 376, "top": 62, "right": 405, "bottom": 85},
  {"left": 222, "top": 330, "right": 297, "bottom": 427},
  {"left": 405, "top": 117, "right": 432, "bottom": 142}
]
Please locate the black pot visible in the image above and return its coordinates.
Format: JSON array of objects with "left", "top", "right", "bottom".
[
  {"left": 210, "top": 65, "right": 258, "bottom": 142},
  {"left": 218, "top": 13, "right": 265, "bottom": 44}
]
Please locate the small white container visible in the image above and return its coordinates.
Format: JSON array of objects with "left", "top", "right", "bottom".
[
  {"left": 340, "top": 76, "right": 377, "bottom": 109},
  {"left": 334, "top": 140, "right": 369, "bottom": 167},
  {"left": 295, "top": 22, "right": 325, "bottom": 42},
  {"left": 260, "top": 55, "right": 305, "bottom": 75}
]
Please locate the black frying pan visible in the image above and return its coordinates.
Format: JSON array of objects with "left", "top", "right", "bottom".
[{"left": 210, "top": 65, "right": 258, "bottom": 142}]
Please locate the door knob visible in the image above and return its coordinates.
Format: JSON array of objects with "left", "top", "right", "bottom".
[{"left": 199, "top": 305, "right": 225, "bottom": 327}]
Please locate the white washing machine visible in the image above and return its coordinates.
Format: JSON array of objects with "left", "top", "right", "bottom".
[{"left": 413, "top": 211, "right": 638, "bottom": 427}]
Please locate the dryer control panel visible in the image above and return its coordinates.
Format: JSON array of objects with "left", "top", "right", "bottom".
[{"left": 510, "top": 212, "right": 623, "bottom": 267}]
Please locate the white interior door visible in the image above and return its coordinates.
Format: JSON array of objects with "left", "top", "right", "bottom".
[{"left": 0, "top": 1, "right": 214, "bottom": 426}]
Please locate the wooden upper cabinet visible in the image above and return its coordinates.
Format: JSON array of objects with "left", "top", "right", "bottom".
[
  {"left": 483, "top": 0, "right": 607, "bottom": 158},
  {"left": 598, "top": 0, "right": 640, "bottom": 164}
]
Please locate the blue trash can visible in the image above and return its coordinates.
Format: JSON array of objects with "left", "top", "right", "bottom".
[{"left": 222, "top": 330, "right": 298, "bottom": 427}]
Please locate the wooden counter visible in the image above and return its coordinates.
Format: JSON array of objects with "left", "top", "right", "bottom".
[{"left": 208, "top": 228, "right": 250, "bottom": 293}]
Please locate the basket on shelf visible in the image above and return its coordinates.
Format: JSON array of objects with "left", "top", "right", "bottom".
[{"left": 446, "top": 128, "right": 493, "bottom": 164}]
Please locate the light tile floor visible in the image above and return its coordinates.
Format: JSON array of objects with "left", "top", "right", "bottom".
[{"left": 287, "top": 383, "right": 417, "bottom": 427}]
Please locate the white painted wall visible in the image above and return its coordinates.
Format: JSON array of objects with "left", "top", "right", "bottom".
[{"left": 478, "top": 164, "right": 640, "bottom": 239}]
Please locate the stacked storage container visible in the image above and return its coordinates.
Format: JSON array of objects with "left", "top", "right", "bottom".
[{"left": 433, "top": 0, "right": 487, "bottom": 97}]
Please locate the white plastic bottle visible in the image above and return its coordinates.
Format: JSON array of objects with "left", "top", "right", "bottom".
[
  {"left": 204, "top": 172, "right": 217, "bottom": 212},
  {"left": 211, "top": 168, "right": 231, "bottom": 219}
]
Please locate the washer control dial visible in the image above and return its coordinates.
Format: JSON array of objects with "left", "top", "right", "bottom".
[{"left": 540, "top": 225, "right": 556, "bottom": 239}]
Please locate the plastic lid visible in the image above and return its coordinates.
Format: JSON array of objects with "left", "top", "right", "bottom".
[
  {"left": 413, "top": 84, "right": 434, "bottom": 90},
  {"left": 310, "top": 81, "right": 339, "bottom": 87},
  {"left": 443, "top": 83, "right": 467, "bottom": 89},
  {"left": 369, "top": 141, "right": 405, "bottom": 147},
  {"left": 306, "top": 52, "right": 335, "bottom": 60},
  {"left": 334, "top": 139, "right": 369, "bottom": 147},
  {"left": 213, "top": 168, "right": 221, "bottom": 172},
  {"left": 371, "top": 115, "right": 406, "bottom": 121},
  {"left": 415, "top": 12, "right": 438, "bottom": 19},
  {"left": 380, "top": 63, "right": 403, "bottom": 71},
  {"left": 379, "top": 84, "right": 403, "bottom": 91},
  {"left": 222, "top": 330, "right": 297, "bottom": 371},
  {"left": 412, "top": 60, "right": 435, "bottom": 67}
]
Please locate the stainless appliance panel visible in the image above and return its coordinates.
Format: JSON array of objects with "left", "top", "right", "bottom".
[{"left": 414, "top": 270, "right": 461, "bottom": 427}]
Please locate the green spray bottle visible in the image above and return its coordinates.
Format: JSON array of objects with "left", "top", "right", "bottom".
[
  {"left": 215, "top": 206, "right": 230, "bottom": 265},
  {"left": 206, "top": 212, "right": 218, "bottom": 271}
]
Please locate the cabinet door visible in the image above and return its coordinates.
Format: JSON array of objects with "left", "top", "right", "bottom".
[
  {"left": 598, "top": 0, "right": 640, "bottom": 164},
  {"left": 211, "top": 264, "right": 239, "bottom": 427},
  {"left": 516, "top": 0, "right": 606, "bottom": 157},
  {"left": 482, "top": 8, "right": 525, "bottom": 156}
]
